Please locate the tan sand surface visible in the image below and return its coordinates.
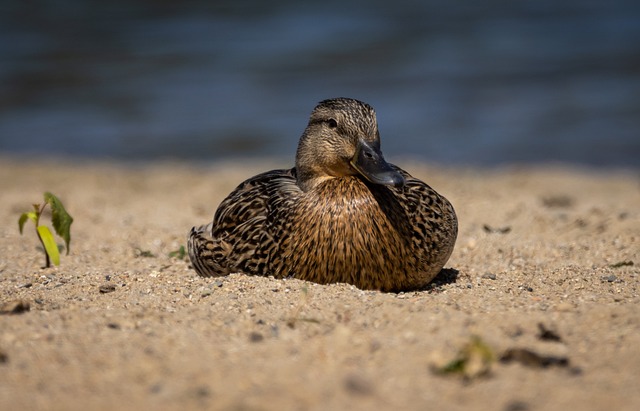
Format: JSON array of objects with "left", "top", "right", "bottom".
[{"left": 1, "top": 157, "right": 639, "bottom": 410}]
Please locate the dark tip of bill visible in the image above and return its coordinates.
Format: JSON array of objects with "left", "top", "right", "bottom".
[{"left": 376, "top": 171, "right": 404, "bottom": 188}]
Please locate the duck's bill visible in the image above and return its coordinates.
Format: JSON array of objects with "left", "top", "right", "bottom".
[{"left": 351, "top": 140, "right": 405, "bottom": 188}]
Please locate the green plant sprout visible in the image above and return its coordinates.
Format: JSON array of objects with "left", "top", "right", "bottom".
[
  {"left": 433, "top": 335, "right": 495, "bottom": 379},
  {"left": 168, "top": 245, "right": 186, "bottom": 260},
  {"left": 18, "top": 192, "right": 73, "bottom": 268}
]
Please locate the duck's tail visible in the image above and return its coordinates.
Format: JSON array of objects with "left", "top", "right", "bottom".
[{"left": 187, "top": 222, "right": 225, "bottom": 277}]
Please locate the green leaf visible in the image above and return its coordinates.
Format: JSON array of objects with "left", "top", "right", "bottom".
[
  {"left": 44, "top": 192, "right": 73, "bottom": 255},
  {"left": 37, "top": 225, "right": 60, "bottom": 266},
  {"left": 18, "top": 213, "right": 27, "bottom": 234},
  {"left": 433, "top": 336, "right": 495, "bottom": 379},
  {"left": 18, "top": 211, "right": 38, "bottom": 234},
  {"left": 168, "top": 245, "right": 186, "bottom": 259}
]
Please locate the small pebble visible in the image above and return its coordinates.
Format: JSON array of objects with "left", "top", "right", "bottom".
[
  {"left": 194, "top": 385, "right": 211, "bottom": 398},
  {"left": 568, "top": 366, "right": 583, "bottom": 376},
  {"left": 99, "top": 284, "right": 116, "bottom": 293},
  {"left": 483, "top": 224, "right": 511, "bottom": 234},
  {"left": 249, "top": 332, "right": 264, "bottom": 342},
  {"left": 504, "top": 400, "right": 530, "bottom": 411},
  {"left": 482, "top": 273, "right": 497, "bottom": 280},
  {"left": 541, "top": 195, "right": 574, "bottom": 208},
  {"left": 343, "top": 373, "right": 373, "bottom": 396},
  {"left": 601, "top": 275, "right": 617, "bottom": 283}
]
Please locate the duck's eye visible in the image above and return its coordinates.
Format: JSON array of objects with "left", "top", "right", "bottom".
[{"left": 327, "top": 118, "right": 338, "bottom": 129}]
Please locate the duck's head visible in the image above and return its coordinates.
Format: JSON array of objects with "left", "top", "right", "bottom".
[{"left": 295, "top": 98, "right": 405, "bottom": 192}]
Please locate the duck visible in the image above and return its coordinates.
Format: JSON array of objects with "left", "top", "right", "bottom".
[{"left": 188, "top": 97, "right": 457, "bottom": 292}]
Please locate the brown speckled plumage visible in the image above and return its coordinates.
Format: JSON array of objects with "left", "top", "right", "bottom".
[{"left": 188, "top": 98, "right": 457, "bottom": 292}]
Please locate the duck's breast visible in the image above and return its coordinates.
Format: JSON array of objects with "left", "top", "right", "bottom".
[{"left": 280, "top": 177, "right": 418, "bottom": 289}]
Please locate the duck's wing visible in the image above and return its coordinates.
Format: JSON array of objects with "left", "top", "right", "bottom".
[
  {"left": 387, "top": 165, "right": 458, "bottom": 264},
  {"left": 188, "top": 168, "right": 298, "bottom": 277}
]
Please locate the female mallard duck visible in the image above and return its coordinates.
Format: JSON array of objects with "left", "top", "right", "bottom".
[{"left": 188, "top": 98, "right": 457, "bottom": 292}]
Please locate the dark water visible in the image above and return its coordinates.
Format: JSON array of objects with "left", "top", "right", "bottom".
[{"left": 1, "top": 0, "right": 639, "bottom": 167}]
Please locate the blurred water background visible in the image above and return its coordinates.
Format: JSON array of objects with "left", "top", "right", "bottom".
[{"left": 1, "top": 0, "right": 639, "bottom": 168}]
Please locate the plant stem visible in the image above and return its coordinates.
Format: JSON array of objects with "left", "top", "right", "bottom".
[{"left": 34, "top": 203, "right": 50, "bottom": 268}]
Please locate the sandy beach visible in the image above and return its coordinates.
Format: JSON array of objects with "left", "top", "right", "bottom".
[{"left": 1, "top": 157, "right": 638, "bottom": 411}]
